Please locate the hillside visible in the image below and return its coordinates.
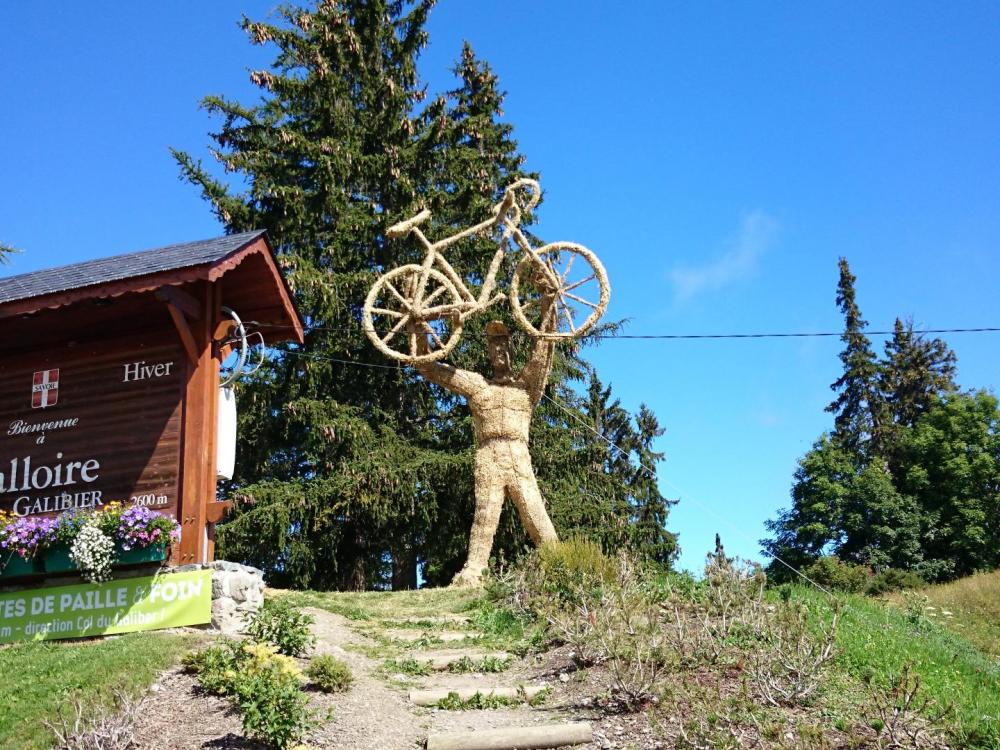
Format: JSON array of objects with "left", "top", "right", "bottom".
[
  {"left": 895, "top": 569, "right": 1000, "bottom": 660},
  {"left": 6, "top": 552, "right": 999, "bottom": 750}
]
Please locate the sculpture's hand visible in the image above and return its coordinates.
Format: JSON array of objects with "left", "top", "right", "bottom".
[
  {"left": 408, "top": 317, "right": 486, "bottom": 398},
  {"left": 407, "top": 317, "right": 430, "bottom": 357},
  {"left": 533, "top": 267, "right": 559, "bottom": 335}
]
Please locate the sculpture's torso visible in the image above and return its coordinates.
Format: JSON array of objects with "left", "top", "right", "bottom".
[{"left": 468, "top": 382, "right": 532, "bottom": 443}]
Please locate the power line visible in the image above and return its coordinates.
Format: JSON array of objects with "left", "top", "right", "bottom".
[
  {"left": 253, "top": 321, "right": 1000, "bottom": 341},
  {"left": 278, "top": 345, "right": 833, "bottom": 594},
  {"left": 606, "top": 327, "right": 1000, "bottom": 340},
  {"left": 539, "top": 391, "right": 836, "bottom": 598},
  {"left": 288, "top": 350, "right": 409, "bottom": 371}
]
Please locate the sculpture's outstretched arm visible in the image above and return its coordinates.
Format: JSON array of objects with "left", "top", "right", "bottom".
[
  {"left": 519, "top": 293, "right": 558, "bottom": 405},
  {"left": 412, "top": 326, "right": 486, "bottom": 398}
]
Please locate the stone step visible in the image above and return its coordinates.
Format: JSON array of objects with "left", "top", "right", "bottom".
[
  {"left": 409, "top": 684, "right": 548, "bottom": 707},
  {"left": 426, "top": 722, "right": 593, "bottom": 750},
  {"left": 386, "top": 629, "right": 475, "bottom": 643},
  {"left": 409, "top": 650, "right": 510, "bottom": 671},
  {"left": 384, "top": 614, "right": 472, "bottom": 626}
]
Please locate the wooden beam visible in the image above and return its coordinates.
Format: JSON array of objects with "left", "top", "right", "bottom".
[
  {"left": 165, "top": 302, "right": 199, "bottom": 365},
  {"left": 206, "top": 500, "right": 232, "bottom": 524},
  {"left": 203, "top": 283, "right": 223, "bottom": 562},
  {"left": 426, "top": 723, "right": 592, "bottom": 750},
  {"left": 213, "top": 319, "right": 238, "bottom": 361},
  {"left": 176, "top": 281, "right": 217, "bottom": 565},
  {"left": 155, "top": 286, "right": 202, "bottom": 320}
]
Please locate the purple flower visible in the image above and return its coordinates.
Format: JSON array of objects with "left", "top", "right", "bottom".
[
  {"left": 0, "top": 515, "right": 58, "bottom": 560},
  {"left": 115, "top": 506, "right": 180, "bottom": 550}
]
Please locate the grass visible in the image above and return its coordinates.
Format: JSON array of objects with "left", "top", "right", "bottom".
[
  {"left": 434, "top": 686, "right": 550, "bottom": 710},
  {"left": 894, "top": 569, "right": 1000, "bottom": 660},
  {"left": 276, "top": 586, "right": 481, "bottom": 622},
  {"left": 0, "top": 632, "right": 194, "bottom": 750},
  {"left": 794, "top": 586, "right": 1000, "bottom": 749},
  {"left": 276, "top": 586, "right": 537, "bottom": 656}
]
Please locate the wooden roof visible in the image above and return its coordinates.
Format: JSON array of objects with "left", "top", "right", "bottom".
[{"left": 0, "top": 231, "right": 303, "bottom": 344}]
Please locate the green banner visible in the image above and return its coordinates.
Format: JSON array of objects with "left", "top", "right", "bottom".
[{"left": 0, "top": 569, "right": 212, "bottom": 644}]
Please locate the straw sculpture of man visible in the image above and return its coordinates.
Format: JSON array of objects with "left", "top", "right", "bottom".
[
  {"left": 410, "top": 281, "right": 560, "bottom": 586},
  {"left": 363, "top": 180, "right": 610, "bottom": 587}
]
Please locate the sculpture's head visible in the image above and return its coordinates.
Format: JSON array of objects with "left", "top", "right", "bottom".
[{"left": 485, "top": 320, "right": 514, "bottom": 383}]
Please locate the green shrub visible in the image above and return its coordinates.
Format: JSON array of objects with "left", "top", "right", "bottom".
[
  {"left": 536, "top": 538, "right": 618, "bottom": 601},
  {"left": 387, "top": 657, "right": 433, "bottom": 676},
  {"left": 306, "top": 654, "right": 353, "bottom": 693},
  {"left": 185, "top": 641, "right": 313, "bottom": 749},
  {"left": 246, "top": 598, "right": 316, "bottom": 656},
  {"left": 232, "top": 663, "right": 312, "bottom": 750},
  {"left": 182, "top": 640, "right": 244, "bottom": 695},
  {"left": 802, "top": 556, "right": 871, "bottom": 593},
  {"left": 447, "top": 654, "right": 511, "bottom": 674},
  {"left": 866, "top": 568, "right": 925, "bottom": 595}
]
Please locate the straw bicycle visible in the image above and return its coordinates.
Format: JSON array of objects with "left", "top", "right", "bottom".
[{"left": 362, "top": 179, "right": 610, "bottom": 363}]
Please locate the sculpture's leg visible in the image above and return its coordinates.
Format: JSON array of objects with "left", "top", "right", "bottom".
[
  {"left": 507, "top": 442, "right": 558, "bottom": 545},
  {"left": 451, "top": 443, "right": 507, "bottom": 587}
]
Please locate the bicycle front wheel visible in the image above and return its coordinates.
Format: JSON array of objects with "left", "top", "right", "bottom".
[
  {"left": 510, "top": 242, "right": 610, "bottom": 339},
  {"left": 363, "top": 265, "right": 465, "bottom": 362}
]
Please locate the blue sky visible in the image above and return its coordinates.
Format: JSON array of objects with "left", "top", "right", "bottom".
[{"left": 3, "top": 2, "right": 998, "bottom": 572}]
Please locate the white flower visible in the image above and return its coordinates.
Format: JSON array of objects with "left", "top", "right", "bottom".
[{"left": 69, "top": 521, "right": 116, "bottom": 583}]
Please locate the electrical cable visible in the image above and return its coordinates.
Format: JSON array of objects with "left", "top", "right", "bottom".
[
  {"left": 249, "top": 321, "right": 1000, "bottom": 341},
  {"left": 275, "top": 346, "right": 835, "bottom": 596},
  {"left": 539, "top": 391, "right": 836, "bottom": 598}
]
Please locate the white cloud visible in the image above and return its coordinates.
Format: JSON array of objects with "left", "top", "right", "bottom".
[{"left": 669, "top": 211, "right": 778, "bottom": 304}]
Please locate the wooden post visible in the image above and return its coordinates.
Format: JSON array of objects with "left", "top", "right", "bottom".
[
  {"left": 203, "top": 283, "right": 222, "bottom": 562},
  {"left": 176, "top": 281, "right": 220, "bottom": 565}
]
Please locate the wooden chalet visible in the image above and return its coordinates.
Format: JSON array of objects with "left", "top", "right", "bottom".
[{"left": 0, "top": 231, "right": 303, "bottom": 565}]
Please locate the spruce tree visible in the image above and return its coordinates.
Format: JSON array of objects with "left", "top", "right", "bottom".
[
  {"left": 882, "top": 317, "right": 957, "bottom": 430},
  {"left": 174, "top": 1, "right": 676, "bottom": 588},
  {"left": 766, "top": 260, "right": 994, "bottom": 583},
  {"left": 826, "top": 258, "right": 886, "bottom": 461}
]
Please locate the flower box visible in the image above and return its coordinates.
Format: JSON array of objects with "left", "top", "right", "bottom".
[
  {"left": 0, "top": 554, "right": 44, "bottom": 578},
  {"left": 1, "top": 503, "right": 179, "bottom": 582},
  {"left": 116, "top": 544, "right": 167, "bottom": 566},
  {"left": 43, "top": 542, "right": 166, "bottom": 574},
  {"left": 44, "top": 544, "right": 76, "bottom": 574}
]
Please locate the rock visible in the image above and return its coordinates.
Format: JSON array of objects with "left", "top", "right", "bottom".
[
  {"left": 559, "top": 672, "right": 570, "bottom": 683},
  {"left": 206, "top": 560, "right": 265, "bottom": 635}
]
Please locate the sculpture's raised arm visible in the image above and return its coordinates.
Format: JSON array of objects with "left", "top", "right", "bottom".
[
  {"left": 410, "top": 322, "right": 486, "bottom": 398},
  {"left": 518, "top": 285, "right": 559, "bottom": 405}
]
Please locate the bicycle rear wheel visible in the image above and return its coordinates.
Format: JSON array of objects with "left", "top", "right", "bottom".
[
  {"left": 363, "top": 265, "right": 465, "bottom": 362},
  {"left": 510, "top": 242, "right": 610, "bottom": 339}
]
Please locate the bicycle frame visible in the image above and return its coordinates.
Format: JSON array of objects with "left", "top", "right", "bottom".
[{"left": 390, "top": 183, "right": 550, "bottom": 324}]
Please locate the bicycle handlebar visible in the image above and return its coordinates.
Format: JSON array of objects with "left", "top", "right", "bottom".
[
  {"left": 503, "top": 178, "right": 541, "bottom": 212},
  {"left": 387, "top": 208, "right": 432, "bottom": 238},
  {"left": 386, "top": 179, "right": 539, "bottom": 241}
]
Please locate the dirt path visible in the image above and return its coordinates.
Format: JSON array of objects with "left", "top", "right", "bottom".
[
  {"left": 304, "top": 607, "right": 423, "bottom": 749},
  {"left": 134, "top": 601, "right": 601, "bottom": 749}
]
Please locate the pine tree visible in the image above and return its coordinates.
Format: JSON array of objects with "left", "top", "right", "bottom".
[
  {"left": 174, "top": 1, "right": 676, "bottom": 588},
  {"left": 536, "top": 373, "right": 677, "bottom": 564},
  {"left": 826, "top": 258, "right": 886, "bottom": 461},
  {"left": 628, "top": 404, "right": 678, "bottom": 564},
  {"left": 766, "top": 260, "right": 991, "bottom": 583},
  {"left": 882, "top": 317, "right": 957, "bottom": 430}
]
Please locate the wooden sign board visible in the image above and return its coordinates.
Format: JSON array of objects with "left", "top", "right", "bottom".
[
  {"left": 0, "top": 336, "right": 182, "bottom": 519},
  {"left": 0, "top": 231, "right": 303, "bottom": 565}
]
